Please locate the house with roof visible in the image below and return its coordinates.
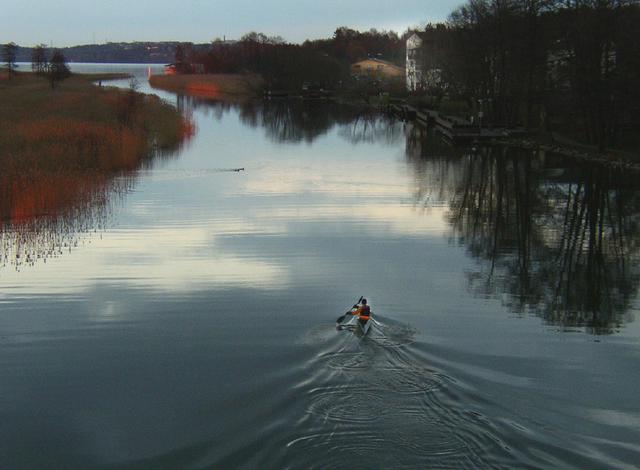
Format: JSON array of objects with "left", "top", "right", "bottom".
[{"left": 350, "top": 58, "right": 404, "bottom": 81}]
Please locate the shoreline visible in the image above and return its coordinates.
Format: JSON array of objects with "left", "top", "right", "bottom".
[
  {"left": 149, "top": 73, "right": 264, "bottom": 99},
  {"left": 0, "top": 70, "right": 193, "bottom": 225},
  {"left": 143, "top": 72, "right": 639, "bottom": 170},
  {"left": 0, "top": 70, "right": 191, "bottom": 176},
  {"left": 77, "top": 72, "right": 132, "bottom": 81},
  {"left": 382, "top": 100, "right": 640, "bottom": 169}
]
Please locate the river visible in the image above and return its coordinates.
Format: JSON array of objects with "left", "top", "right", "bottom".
[{"left": 1, "top": 64, "right": 639, "bottom": 469}]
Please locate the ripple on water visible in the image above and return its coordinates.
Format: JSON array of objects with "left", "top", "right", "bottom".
[
  {"left": 322, "top": 351, "right": 372, "bottom": 372},
  {"left": 293, "top": 319, "right": 506, "bottom": 468},
  {"left": 306, "top": 385, "right": 390, "bottom": 425},
  {"left": 366, "top": 366, "right": 443, "bottom": 396},
  {"left": 286, "top": 421, "right": 491, "bottom": 470},
  {"left": 320, "top": 346, "right": 445, "bottom": 397},
  {"left": 297, "top": 325, "right": 340, "bottom": 346},
  {"left": 393, "top": 429, "right": 469, "bottom": 459},
  {"left": 369, "top": 320, "right": 417, "bottom": 348},
  {"left": 385, "top": 396, "right": 506, "bottom": 468},
  {"left": 286, "top": 430, "right": 390, "bottom": 469}
]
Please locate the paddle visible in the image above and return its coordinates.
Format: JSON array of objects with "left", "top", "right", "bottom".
[{"left": 336, "top": 296, "right": 363, "bottom": 324}]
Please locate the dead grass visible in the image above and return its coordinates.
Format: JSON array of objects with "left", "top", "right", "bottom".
[
  {"left": 0, "top": 72, "right": 194, "bottom": 225},
  {"left": 77, "top": 72, "right": 132, "bottom": 81},
  {"left": 0, "top": 72, "right": 192, "bottom": 166},
  {"left": 149, "top": 73, "right": 264, "bottom": 98}
]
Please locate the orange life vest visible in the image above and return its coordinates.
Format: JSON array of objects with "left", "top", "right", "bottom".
[{"left": 357, "top": 305, "right": 371, "bottom": 321}]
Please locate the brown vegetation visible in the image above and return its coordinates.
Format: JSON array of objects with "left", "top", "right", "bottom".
[
  {"left": 149, "top": 73, "right": 264, "bottom": 98},
  {"left": 79, "top": 72, "right": 132, "bottom": 81},
  {"left": 0, "top": 72, "right": 194, "bottom": 226}
]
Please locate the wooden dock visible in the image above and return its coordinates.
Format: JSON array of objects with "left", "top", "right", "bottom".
[
  {"left": 387, "top": 103, "right": 517, "bottom": 142},
  {"left": 264, "top": 89, "right": 334, "bottom": 101}
]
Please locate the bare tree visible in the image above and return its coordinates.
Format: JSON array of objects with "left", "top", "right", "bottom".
[
  {"left": 174, "top": 42, "right": 195, "bottom": 73},
  {"left": 240, "top": 32, "right": 285, "bottom": 44},
  {"left": 31, "top": 44, "right": 48, "bottom": 74},
  {"left": 48, "top": 49, "right": 70, "bottom": 89},
  {"left": 2, "top": 42, "right": 18, "bottom": 78},
  {"left": 557, "top": 0, "right": 636, "bottom": 149}
]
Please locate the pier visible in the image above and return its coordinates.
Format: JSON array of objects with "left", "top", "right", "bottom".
[{"left": 387, "top": 103, "right": 520, "bottom": 142}]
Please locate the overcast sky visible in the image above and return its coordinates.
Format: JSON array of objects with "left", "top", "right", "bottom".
[{"left": 1, "top": 0, "right": 462, "bottom": 46}]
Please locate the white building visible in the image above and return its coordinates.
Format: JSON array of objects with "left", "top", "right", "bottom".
[
  {"left": 406, "top": 33, "right": 424, "bottom": 92},
  {"left": 406, "top": 32, "right": 443, "bottom": 92}
]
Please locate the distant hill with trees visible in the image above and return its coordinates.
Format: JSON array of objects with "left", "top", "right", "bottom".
[
  {"left": 12, "top": 42, "right": 201, "bottom": 64},
  {"left": 10, "top": 30, "right": 405, "bottom": 67},
  {"left": 180, "top": 28, "right": 405, "bottom": 91}
]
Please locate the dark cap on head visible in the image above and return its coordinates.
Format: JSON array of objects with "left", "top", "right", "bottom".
[{"left": 362, "top": 298, "right": 367, "bottom": 304}]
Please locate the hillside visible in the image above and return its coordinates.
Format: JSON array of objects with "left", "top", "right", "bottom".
[{"left": 14, "top": 42, "right": 210, "bottom": 64}]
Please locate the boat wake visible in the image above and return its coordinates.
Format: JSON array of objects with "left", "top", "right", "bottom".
[{"left": 283, "top": 316, "right": 512, "bottom": 468}]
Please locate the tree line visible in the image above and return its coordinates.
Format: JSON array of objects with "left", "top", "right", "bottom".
[
  {"left": 5, "top": 42, "right": 179, "bottom": 64},
  {"left": 3, "top": 42, "right": 70, "bottom": 87},
  {"left": 168, "top": 4, "right": 637, "bottom": 151},
  {"left": 175, "top": 28, "right": 405, "bottom": 91},
  {"left": 418, "top": 0, "right": 640, "bottom": 151}
]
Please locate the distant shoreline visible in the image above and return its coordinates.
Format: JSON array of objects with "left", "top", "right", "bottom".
[
  {"left": 77, "top": 72, "right": 132, "bottom": 81},
  {"left": 149, "top": 73, "right": 264, "bottom": 99},
  {"left": 14, "top": 61, "right": 165, "bottom": 64}
]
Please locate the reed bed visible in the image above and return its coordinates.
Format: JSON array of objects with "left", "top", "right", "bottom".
[
  {"left": 0, "top": 71, "right": 194, "bottom": 234},
  {"left": 149, "top": 73, "right": 263, "bottom": 98}
]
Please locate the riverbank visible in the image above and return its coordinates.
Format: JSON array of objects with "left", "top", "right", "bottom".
[
  {"left": 384, "top": 98, "right": 640, "bottom": 168},
  {"left": 149, "top": 73, "right": 264, "bottom": 99},
  {"left": 76, "top": 72, "right": 132, "bottom": 82},
  {"left": 1, "top": 71, "right": 192, "bottom": 169},
  {"left": 145, "top": 72, "right": 639, "bottom": 167},
  {"left": 0, "top": 71, "right": 193, "bottom": 223}
]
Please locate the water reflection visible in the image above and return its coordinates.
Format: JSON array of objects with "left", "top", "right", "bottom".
[
  {"left": 407, "top": 124, "right": 640, "bottom": 333},
  {"left": 0, "top": 137, "right": 190, "bottom": 272},
  {"left": 3, "top": 84, "right": 640, "bottom": 468},
  {"left": 0, "top": 171, "right": 134, "bottom": 271},
  {"left": 5, "top": 90, "right": 639, "bottom": 333},
  {"left": 176, "top": 95, "right": 403, "bottom": 145}
]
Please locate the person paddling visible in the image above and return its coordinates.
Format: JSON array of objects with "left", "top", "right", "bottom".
[{"left": 354, "top": 298, "right": 371, "bottom": 327}]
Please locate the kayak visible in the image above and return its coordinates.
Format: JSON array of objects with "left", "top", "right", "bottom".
[
  {"left": 337, "top": 298, "right": 373, "bottom": 336},
  {"left": 359, "top": 315, "right": 372, "bottom": 335}
]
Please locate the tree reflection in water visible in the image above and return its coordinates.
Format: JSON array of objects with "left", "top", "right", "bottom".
[
  {"left": 406, "top": 123, "right": 640, "bottom": 334},
  {"left": 175, "top": 96, "right": 640, "bottom": 333},
  {"left": 175, "top": 94, "right": 403, "bottom": 145},
  {"left": 58, "top": 94, "right": 639, "bottom": 333}
]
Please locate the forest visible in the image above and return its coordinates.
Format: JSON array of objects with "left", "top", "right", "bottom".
[{"left": 427, "top": 0, "right": 640, "bottom": 151}]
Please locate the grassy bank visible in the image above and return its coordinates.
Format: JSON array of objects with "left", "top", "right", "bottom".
[
  {"left": 78, "top": 72, "right": 132, "bottom": 81},
  {"left": 1, "top": 71, "right": 192, "bottom": 170},
  {"left": 149, "top": 73, "right": 264, "bottom": 99},
  {"left": 0, "top": 71, "right": 193, "bottom": 224}
]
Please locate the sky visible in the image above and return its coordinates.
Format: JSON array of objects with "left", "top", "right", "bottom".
[{"left": 1, "top": 0, "right": 462, "bottom": 47}]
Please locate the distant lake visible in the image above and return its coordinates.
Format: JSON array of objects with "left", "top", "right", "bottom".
[{"left": 2, "top": 64, "right": 640, "bottom": 469}]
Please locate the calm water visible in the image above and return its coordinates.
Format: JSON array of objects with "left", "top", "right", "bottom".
[{"left": 2, "top": 64, "right": 640, "bottom": 469}]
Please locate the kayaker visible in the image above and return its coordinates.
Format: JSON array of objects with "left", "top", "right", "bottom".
[{"left": 355, "top": 298, "right": 371, "bottom": 326}]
